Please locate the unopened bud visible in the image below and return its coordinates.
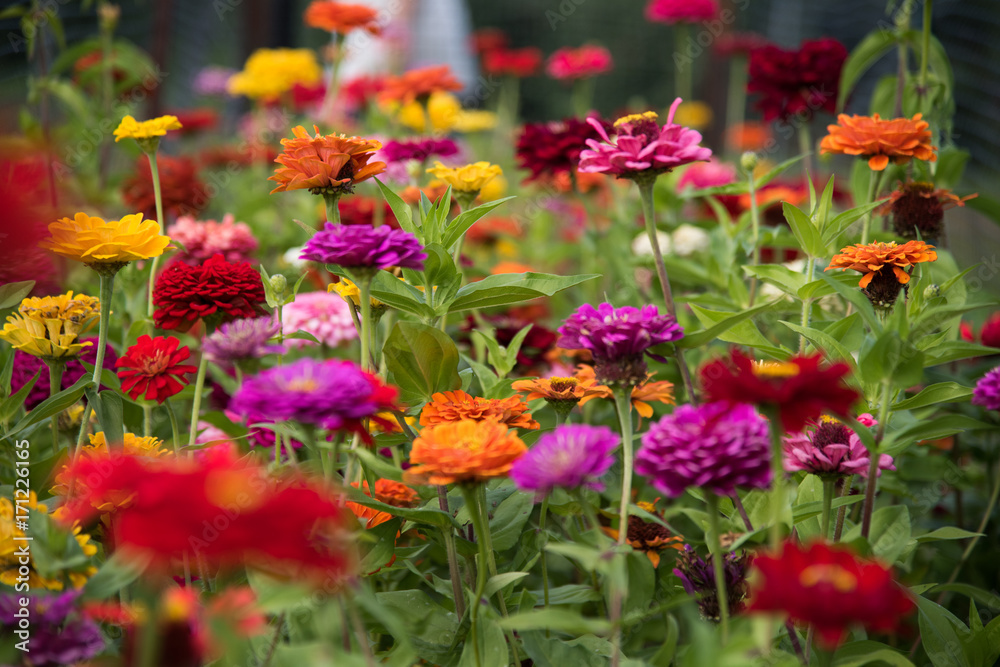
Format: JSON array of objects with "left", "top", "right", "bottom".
[
  {"left": 923, "top": 284, "right": 941, "bottom": 299},
  {"left": 740, "top": 151, "right": 759, "bottom": 172},
  {"left": 269, "top": 274, "right": 287, "bottom": 295}
]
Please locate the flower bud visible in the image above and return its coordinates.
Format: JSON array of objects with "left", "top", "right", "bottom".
[
  {"left": 269, "top": 274, "right": 287, "bottom": 296},
  {"left": 740, "top": 151, "right": 759, "bottom": 172},
  {"left": 923, "top": 284, "right": 941, "bottom": 299}
]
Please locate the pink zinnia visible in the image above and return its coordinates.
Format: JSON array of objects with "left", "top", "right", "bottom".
[
  {"left": 645, "top": 0, "right": 718, "bottom": 24},
  {"left": 169, "top": 214, "right": 259, "bottom": 264},
  {"left": 281, "top": 291, "right": 357, "bottom": 349},
  {"left": 545, "top": 45, "right": 613, "bottom": 81},
  {"left": 677, "top": 159, "right": 737, "bottom": 191},
  {"left": 578, "top": 98, "right": 713, "bottom": 179},
  {"left": 783, "top": 414, "right": 895, "bottom": 478}
]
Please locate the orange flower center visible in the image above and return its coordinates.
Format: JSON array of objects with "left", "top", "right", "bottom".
[
  {"left": 798, "top": 564, "right": 858, "bottom": 593},
  {"left": 752, "top": 360, "right": 800, "bottom": 378},
  {"left": 137, "top": 350, "right": 172, "bottom": 376},
  {"left": 287, "top": 377, "right": 319, "bottom": 393}
]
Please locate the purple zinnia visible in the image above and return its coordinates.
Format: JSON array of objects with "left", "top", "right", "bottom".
[
  {"left": 972, "top": 366, "right": 1000, "bottom": 411},
  {"left": 202, "top": 316, "right": 286, "bottom": 369},
  {"left": 557, "top": 302, "right": 683, "bottom": 385},
  {"left": 510, "top": 424, "right": 619, "bottom": 496},
  {"left": 635, "top": 401, "right": 772, "bottom": 497},
  {"left": 783, "top": 414, "right": 895, "bottom": 478},
  {"left": 229, "top": 358, "right": 398, "bottom": 433},
  {"left": 381, "top": 137, "right": 459, "bottom": 163},
  {"left": 673, "top": 544, "right": 752, "bottom": 621},
  {"left": 11, "top": 338, "right": 117, "bottom": 410},
  {"left": 300, "top": 223, "right": 426, "bottom": 272},
  {"left": 0, "top": 591, "right": 104, "bottom": 666}
]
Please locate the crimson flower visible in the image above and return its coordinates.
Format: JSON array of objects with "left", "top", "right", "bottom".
[
  {"left": 748, "top": 540, "right": 914, "bottom": 648},
  {"left": 153, "top": 254, "right": 267, "bottom": 332},
  {"left": 516, "top": 116, "right": 612, "bottom": 183},
  {"left": 115, "top": 335, "right": 198, "bottom": 403},
  {"left": 747, "top": 38, "right": 847, "bottom": 122},
  {"left": 121, "top": 155, "right": 209, "bottom": 221},
  {"left": 699, "top": 351, "right": 859, "bottom": 433},
  {"left": 483, "top": 47, "right": 543, "bottom": 78}
]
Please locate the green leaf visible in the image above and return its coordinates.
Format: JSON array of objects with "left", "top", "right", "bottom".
[
  {"left": 780, "top": 321, "right": 859, "bottom": 375},
  {"left": 341, "top": 484, "right": 457, "bottom": 529},
  {"left": 0, "top": 348, "right": 13, "bottom": 399},
  {"left": 924, "top": 341, "right": 1000, "bottom": 366},
  {"left": 521, "top": 632, "right": 616, "bottom": 667},
  {"left": 485, "top": 571, "right": 530, "bottom": 598},
  {"left": 0, "top": 368, "right": 41, "bottom": 425},
  {"left": 916, "top": 596, "right": 972, "bottom": 667},
  {"left": 4, "top": 376, "right": 92, "bottom": 440},
  {"left": 420, "top": 243, "right": 458, "bottom": 288},
  {"left": 442, "top": 196, "right": 516, "bottom": 250},
  {"left": 490, "top": 490, "right": 535, "bottom": 551},
  {"left": 843, "top": 505, "right": 911, "bottom": 564},
  {"left": 782, "top": 202, "right": 825, "bottom": 257},
  {"left": 754, "top": 154, "right": 808, "bottom": 189},
  {"left": 798, "top": 273, "right": 860, "bottom": 300},
  {"left": 82, "top": 550, "right": 151, "bottom": 600},
  {"left": 676, "top": 300, "right": 779, "bottom": 349},
  {"left": 383, "top": 321, "right": 462, "bottom": 405},
  {"left": 374, "top": 178, "right": 416, "bottom": 234},
  {"left": 833, "top": 641, "right": 915, "bottom": 666},
  {"left": 743, "top": 265, "right": 806, "bottom": 296},
  {"left": 838, "top": 29, "right": 898, "bottom": 110},
  {"left": 358, "top": 518, "right": 400, "bottom": 574},
  {"left": 0, "top": 280, "right": 34, "bottom": 309},
  {"left": 85, "top": 388, "right": 124, "bottom": 445},
  {"left": 370, "top": 271, "right": 436, "bottom": 320},
  {"left": 892, "top": 382, "right": 971, "bottom": 411},
  {"left": 916, "top": 528, "right": 984, "bottom": 543},
  {"left": 821, "top": 270, "right": 882, "bottom": 333},
  {"left": 821, "top": 199, "right": 888, "bottom": 245},
  {"left": 884, "top": 415, "right": 993, "bottom": 455},
  {"left": 375, "top": 590, "right": 460, "bottom": 667},
  {"left": 448, "top": 273, "right": 599, "bottom": 313},
  {"left": 496, "top": 608, "right": 611, "bottom": 635}
]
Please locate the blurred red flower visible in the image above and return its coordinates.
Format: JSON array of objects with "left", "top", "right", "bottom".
[
  {"left": 121, "top": 155, "right": 209, "bottom": 222},
  {"left": 748, "top": 38, "right": 847, "bottom": 122},
  {"left": 483, "top": 47, "right": 543, "bottom": 78}
]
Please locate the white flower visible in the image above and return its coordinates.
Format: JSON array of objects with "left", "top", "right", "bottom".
[
  {"left": 632, "top": 231, "right": 672, "bottom": 257},
  {"left": 671, "top": 224, "right": 710, "bottom": 257},
  {"left": 282, "top": 244, "right": 308, "bottom": 269}
]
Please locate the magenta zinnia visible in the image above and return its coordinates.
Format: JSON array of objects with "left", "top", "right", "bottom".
[
  {"left": 201, "top": 316, "right": 286, "bottom": 369},
  {"left": 973, "top": 366, "right": 1000, "bottom": 411},
  {"left": 300, "top": 223, "right": 426, "bottom": 271},
  {"left": 783, "top": 414, "right": 895, "bottom": 478},
  {"left": 645, "top": 0, "right": 718, "bottom": 24},
  {"left": 509, "top": 424, "right": 618, "bottom": 496}
]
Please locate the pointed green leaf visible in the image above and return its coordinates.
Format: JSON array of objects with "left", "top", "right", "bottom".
[
  {"left": 383, "top": 321, "right": 461, "bottom": 405},
  {"left": 448, "top": 273, "right": 599, "bottom": 313}
]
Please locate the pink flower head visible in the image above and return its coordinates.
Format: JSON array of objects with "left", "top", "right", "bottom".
[
  {"left": 783, "top": 414, "right": 895, "bottom": 478},
  {"left": 578, "top": 98, "right": 713, "bottom": 180},
  {"left": 645, "top": 0, "right": 718, "bottom": 24},
  {"left": 677, "top": 159, "right": 737, "bottom": 191},
  {"left": 282, "top": 291, "right": 357, "bottom": 349},
  {"left": 169, "top": 214, "right": 259, "bottom": 264},
  {"left": 545, "top": 45, "right": 613, "bottom": 81}
]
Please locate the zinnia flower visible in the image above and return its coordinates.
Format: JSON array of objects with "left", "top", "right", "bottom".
[
  {"left": 578, "top": 99, "right": 713, "bottom": 181},
  {"left": 747, "top": 38, "right": 847, "bottom": 122},
  {"left": 748, "top": 540, "right": 914, "bottom": 648},
  {"left": 674, "top": 545, "right": 753, "bottom": 620},
  {"left": 328, "top": 277, "right": 383, "bottom": 308},
  {"left": 602, "top": 500, "right": 684, "bottom": 567},
  {"left": 301, "top": 223, "right": 426, "bottom": 272},
  {"left": 115, "top": 335, "right": 197, "bottom": 403},
  {"left": 378, "top": 65, "right": 463, "bottom": 104},
  {"left": 699, "top": 352, "right": 860, "bottom": 432},
  {"left": 153, "top": 254, "right": 267, "bottom": 331},
  {"left": 882, "top": 181, "right": 976, "bottom": 241},
  {"left": 545, "top": 45, "right": 613, "bottom": 81},
  {"left": 636, "top": 401, "right": 772, "bottom": 497},
  {"left": 40, "top": 212, "right": 171, "bottom": 272},
  {"left": 121, "top": 155, "right": 209, "bottom": 222},
  {"left": 113, "top": 114, "right": 182, "bottom": 145},
  {"left": 0, "top": 292, "right": 100, "bottom": 360},
  {"left": 168, "top": 214, "right": 259, "bottom": 264},
  {"left": 819, "top": 113, "right": 937, "bottom": 171},
  {"left": 645, "top": 0, "right": 718, "bottom": 23},
  {"left": 269, "top": 125, "right": 385, "bottom": 196},
  {"left": 509, "top": 424, "right": 618, "bottom": 496},
  {"left": 281, "top": 291, "right": 357, "bottom": 348},
  {"left": 419, "top": 389, "right": 539, "bottom": 430},
  {"left": 303, "top": 1, "right": 381, "bottom": 35},
  {"left": 201, "top": 316, "right": 285, "bottom": 369},
  {"left": 972, "top": 366, "right": 1000, "bottom": 411},
  {"left": 380, "top": 137, "right": 460, "bottom": 164},
  {"left": 783, "top": 415, "right": 895, "bottom": 478},
  {"left": 10, "top": 339, "right": 116, "bottom": 410},
  {"left": 426, "top": 161, "right": 502, "bottom": 195},
  {"left": 825, "top": 240, "right": 937, "bottom": 310},
  {"left": 227, "top": 48, "right": 322, "bottom": 101},
  {"left": 557, "top": 302, "right": 684, "bottom": 386},
  {"left": 404, "top": 420, "right": 527, "bottom": 486},
  {"left": 511, "top": 375, "right": 605, "bottom": 416},
  {"left": 230, "top": 358, "right": 398, "bottom": 435},
  {"left": 0, "top": 591, "right": 104, "bottom": 666},
  {"left": 483, "top": 47, "right": 543, "bottom": 78},
  {"left": 573, "top": 365, "right": 675, "bottom": 424},
  {"left": 515, "top": 117, "right": 612, "bottom": 183}
]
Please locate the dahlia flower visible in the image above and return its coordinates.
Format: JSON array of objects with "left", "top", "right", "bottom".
[
  {"left": 300, "top": 223, "right": 426, "bottom": 271},
  {"left": 783, "top": 414, "right": 895, "bottom": 478},
  {"left": 747, "top": 38, "right": 847, "bottom": 122},
  {"left": 281, "top": 291, "right": 357, "bottom": 348},
  {"left": 153, "top": 254, "right": 267, "bottom": 331},
  {"left": 972, "top": 366, "right": 1000, "bottom": 411},
  {"left": 404, "top": 420, "right": 527, "bottom": 486},
  {"left": 167, "top": 214, "right": 258, "bottom": 264},
  {"left": 820, "top": 113, "right": 937, "bottom": 171},
  {"left": 509, "top": 424, "right": 618, "bottom": 496},
  {"left": 41, "top": 212, "right": 171, "bottom": 271}
]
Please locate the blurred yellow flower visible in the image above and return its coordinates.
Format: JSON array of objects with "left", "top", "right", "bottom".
[
  {"left": 113, "top": 115, "right": 182, "bottom": 143},
  {"left": 478, "top": 173, "right": 508, "bottom": 202},
  {"left": 329, "top": 277, "right": 383, "bottom": 307},
  {"left": 397, "top": 92, "right": 498, "bottom": 134},
  {"left": 227, "top": 48, "right": 322, "bottom": 101},
  {"left": 671, "top": 100, "right": 713, "bottom": 130},
  {"left": 427, "top": 161, "right": 503, "bottom": 194},
  {"left": 41, "top": 212, "right": 171, "bottom": 269},
  {"left": 452, "top": 110, "right": 498, "bottom": 133},
  {"left": 0, "top": 292, "right": 100, "bottom": 359}
]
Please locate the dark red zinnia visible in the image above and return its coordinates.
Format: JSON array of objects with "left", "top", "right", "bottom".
[
  {"left": 333, "top": 194, "right": 399, "bottom": 228},
  {"left": 699, "top": 351, "right": 859, "bottom": 433},
  {"left": 153, "top": 254, "right": 267, "bottom": 332},
  {"left": 748, "top": 540, "right": 914, "bottom": 648},
  {"left": 116, "top": 335, "right": 198, "bottom": 403},
  {"left": 516, "top": 117, "right": 612, "bottom": 183},
  {"left": 483, "top": 47, "right": 543, "bottom": 78},
  {"left": 121, "top": 155, "right": 210, "bottom": 222},
  {"left": 747, "top": 38, "right": 847, "bottom": 123}
]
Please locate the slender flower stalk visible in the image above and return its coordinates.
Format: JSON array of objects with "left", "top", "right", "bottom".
[
  {"left": 609, "top": 388, "right": 634, "bottom": 667},
  {"left": 187, "top": 352, "right": 211, "bottom": 449},
  {"left": 164, "top": 397, "right": 181, "bottom": 454},
  {"left": 765, "top": 406, "right": 785, "bottom": 550},
  {"left": 46, "top": 361, "right": 64, "bottom": 452},
  {"left": 861, "top": 381, "right": 892, "bottom": 538},
  {"left": 356, "top": 275, "right": 374, "bottom": 371},
  {"left": 705, "top": 492, "right": 731, "bottom": 642},
  {"left": 324, "top": 193, "right": 342, "bottom": 225},
  {"left": 75, "top": 272, "right": 116, "bottom": 454},
  {"left": 821, "top": 477, "right": 836, "bottom": 539},
  {"left": 437, "top": 487, "right": 466, "bottom": 619},
  {"left": 860, "top": 170, "right": 884, "bottom": 245},
  {"left": 746, "top": 159, "right": 762, "bottom": 306},
  {"left": 145, "top": 151, "right": 166, "bottom": 321},
  {"left": 799, "top": 255, "right": 816, "bottom": 352}
]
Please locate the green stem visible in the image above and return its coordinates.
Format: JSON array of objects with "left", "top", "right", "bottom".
[
  {"left": 462, "top": 486, "right": 489, "bottom": 667},
  {"left": 74, "top": 271, "right": 115, "bottom": 454},
  {"left": 798, "top": 123, "right": 813, "bottom": 179},
  {"left": 437, "top": 486, "right": 466, "bottom": 619},
  {"left": 570, "top": 76, "right": 595, "bottom": 117},
  {"left": 747, "top": 169, "right": 762, "bottom": 306},
  {"left": 939, "top": 458, "right": 1000, "bottom": 598},
  {"left": 539, "top": 496, "right": 550, "bottom": 611},
  {"left": 164, "top": 398, "right": 181, "bottom": 454},
  {"left": 860, "top": 170, "right": 883, "bottom": 245},
  {"left": 674, "top": 23, "right": 691, "bottom": 102},
  {"left": 324, "top": 193, "right": 342, "bottom": 225},
  {"left": 612, "top": 388, "right": 635, "bottom": 546},
  {"left": 358, "top": 277, "right": 374, "bottom": 371},
  {"left": 833, "top": 476, "right": 853, "bottom": 542},
  {"left": 705, "top": 493, "right": 730, "bottom": 643},
  {"left": 186, "top": 353, "right": 210, "bottom": 449},
  {"left": 798, "top": 256, "right": 816, "bottom": 353},
  {"left": 725, "top": 56, "right": 747, "bottom": 152},
  {"left": 861, "top": 381, "right": 892, "bottom": 539},
  {"left": 46, "top": 361, "right": 63, "bottom": 454},
  {"left": 766, "top": 407, "right": 786, "bottom": 550},
  {"left": 820, "top": 477, "right": 836, "bottom": 540},
  {"left": 145, "top": 151, "right": 165, "bottom": 322},
  {"left": 638, "top": 180, "right": 698, "bottom": 404},
  {"left": 143, "top": 404, "right": 153, "bottom": 438}
]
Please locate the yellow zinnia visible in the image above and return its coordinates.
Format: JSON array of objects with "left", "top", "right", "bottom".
[
  {"left": 113, "top": 114, "right": 182, "bottom": 143},
  {"left": 227, "top": 48, "right": 322, "bottom": 101},
  {"left": 40, "top": 212, "right": 171, "bottom": 269},
  {"left": 0, "top": 292, "right": 100, "bottom": 359},
  {"left": 426, "top": 161, "right": 503, "bottom": 194}
]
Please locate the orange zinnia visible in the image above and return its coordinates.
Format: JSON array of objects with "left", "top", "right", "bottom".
[
  {"left": 601, "top": 500, "right": 684, "bottom": 568},
  {"left": 404, "top": 420, "right": 527, "bottom": 486},
  {"left": 304, "top": 1, "right": 381, "bottom": 35},
  {"left": 825, "top": 240, "right": 937, "bottom": 289},
  {"left": 419, "top": 390, "right": 539, "bottom": 430},
  {"left": 512, "top": 375, "right": 604, "bottom": 403},
  {"left": 379, "top": 65, "right": 463, "bottom": 105},
  {"left": 574, "top": 365, "right": 675, "bottom": 423},
  {"left": 269, "top": 125, "right": 385, "bottom": 196},
  {"left": 819, "top": 113, "right": 937, "bottom": 171},
  {"left": 346, "top": 479, "right": 419, "bottom": 528}
]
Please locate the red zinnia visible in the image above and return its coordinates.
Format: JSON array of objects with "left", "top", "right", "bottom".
[
  {"left": 115, "top": 335, "right": 198, "bottom": 403},
  {"left": 121, "top": 155, "right": 210, "bottom": 222},
  {"left": 748, "top": 540, "right": 914, "bottom": 648},
  {"left": 545, "top": 45, "right": 613, "bottom": 81},
  {"left": 153, "top": 254, "right": 267, "bottom": 332},
  {"left": 747, "top": 38, "right": 847, "bottom": 122},
  {"left": 483, "top": 47, "right": 543, "bottom": 78},
  {"left": 699, "top": 351, "right": 859, "bottom": 432}
]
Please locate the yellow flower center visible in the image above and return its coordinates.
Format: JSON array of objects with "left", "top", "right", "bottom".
[
  {"left": 798, "top": 564, "right": 858, "bottom": 593},
  {"left": 287, "top": 377, "right": 319, "bottom": 393},
  {"left": 615, "top": 111, "right": 658, "bottom": 127},
  {"left": 752, "top": 360, "right": 801, "bottom": 378},
  {"left": 548, "top": 377, "right": 578, "bottom": 392},
  {"left": 819, "top": 415, "right": 841, "bottom": 425}
]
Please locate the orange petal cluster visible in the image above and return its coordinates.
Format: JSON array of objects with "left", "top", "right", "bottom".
[
  {"left": 269, "top": 125, "right": 385, "bottom": 195},
  {"left": 304, "top": 1, "right": 381, "bottom": 35},
  {"left": 825, "top": 240, "right": 937, "bottom": 288},
  {"left": 511, "top": 375, "right": 605, "bottom": 403},
  {"left": 573, "top": 364, "right": 675, "bottom": 422},
  {"left": 346, "top": 479, "right": 419, "bottom": 529},
  {"left": 419, "top": 389, "right": 539, "bottom": 430},
  {"left": 378, "top": 65, "right": 463, "bottom": 105},
  {"left": 819, "top": 113, "right": 937, "bottom": 171},
  {"left": 404, "top": 420, "right": 527, "bottom": 486}
]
